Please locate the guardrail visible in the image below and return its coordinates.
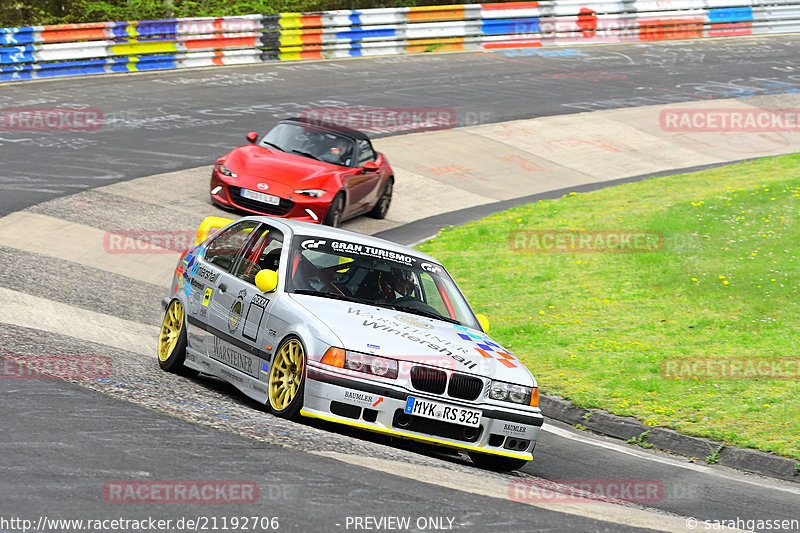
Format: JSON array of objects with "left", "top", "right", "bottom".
[{"left": 2, "top": 1, "right": 799, "bottom": 82}]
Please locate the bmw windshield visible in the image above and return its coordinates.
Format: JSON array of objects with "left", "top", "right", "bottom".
[{"left": 287, "top": 236, "right": 481, "bottom": 330}]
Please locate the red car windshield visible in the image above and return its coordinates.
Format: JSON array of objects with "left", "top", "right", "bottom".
[
  {"left": 260, "top": 123, "right": 355, "bottom": 167},
  {"left": 287, "top": 236, "right": 481, "bottom": 330}
]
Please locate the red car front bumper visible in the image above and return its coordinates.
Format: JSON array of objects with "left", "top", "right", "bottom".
[{"left": 210, "top": 171, "right": 330, "bottom": 224}]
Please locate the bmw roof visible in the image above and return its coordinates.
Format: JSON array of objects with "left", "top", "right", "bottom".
[{"left": 236, "top": 216, "right": 440, "bottom": 263}]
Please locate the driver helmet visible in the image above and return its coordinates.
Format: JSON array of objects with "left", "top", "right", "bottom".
[
  {"left": 330, "top": 138, "right": 348, "bottom": 154},
  {"left": 390, "top": 268, "right": 414, "bottom": 297}
]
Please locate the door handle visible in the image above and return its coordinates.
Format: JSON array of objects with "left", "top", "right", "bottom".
[{"left": 219, "top": 283, "right": 228, "bottom": 293}]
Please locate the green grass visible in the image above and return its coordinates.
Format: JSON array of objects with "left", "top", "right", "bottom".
[{"left": 416, "top": 153, "right": 800, "bottom": 460}]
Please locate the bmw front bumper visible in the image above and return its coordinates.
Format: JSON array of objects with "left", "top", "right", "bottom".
[{"left": 303, "top": 363, "right": 543, "bottom": 460}]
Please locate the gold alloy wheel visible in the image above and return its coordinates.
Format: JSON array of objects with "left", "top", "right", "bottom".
[
  {"left": 268, "top": 339, "right": 305, "bottom": 411},
  {"left": 158, "top": 300, "right": 184, "bottom": 362}
]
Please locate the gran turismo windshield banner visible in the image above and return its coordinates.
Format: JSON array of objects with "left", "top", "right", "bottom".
[{"left": 296, "top": 237, "right": 421, "bottom": 268}]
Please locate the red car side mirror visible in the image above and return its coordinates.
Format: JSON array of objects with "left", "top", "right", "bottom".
[
  {"left": 246, "top": 132, "right": 258, "bottom": 144},
  {"left": 361, "top": 161, "right": 380, "bottom": 173}
]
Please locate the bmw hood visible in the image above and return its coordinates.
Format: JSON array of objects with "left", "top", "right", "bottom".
[{"left": 291, "top": 295, "right": 535, "bottom": 386}]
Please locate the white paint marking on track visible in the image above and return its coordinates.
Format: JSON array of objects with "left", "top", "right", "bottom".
[
  {"left": 0, "top": 211, "right": 177, "bottom": 287},
  {"left": 542, "top": 424, "right": 800, "bottom": 495},
  {"left": 313, "top": 451, "right": 735, "bottom": 533},
  {"left": 0, "top": 287, "right": 157, "bottom": 357}
]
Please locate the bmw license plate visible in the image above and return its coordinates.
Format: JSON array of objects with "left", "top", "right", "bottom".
[
  {"left": 241, "top": 188, "right": 280, "bottom": 206},
  {"left": 404, "top": 396, "right": 481, "bottom": 427}
]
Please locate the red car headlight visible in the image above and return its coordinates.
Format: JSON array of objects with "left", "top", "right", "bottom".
[
  {"left": 215, "top": 162, "right": 237, "bottom": 178},
  {"left": 294, "top": 189, "right": 326, "bottom": 198}
]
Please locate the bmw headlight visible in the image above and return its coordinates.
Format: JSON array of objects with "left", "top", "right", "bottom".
[
  {"left": 345, "top": 351, "right": 398, "bottom": 379},
  {"left": 321, "top": 347, "right": 397, "bottom": 379},
  {"left": 218, "top": 163, "right": 237, "bottom": 178},
  {"left": 294, "top": 189, "right": 326, "bottom": 198},
  {"left": 489, "top": 379, "right": 534, "bottom": 406}
]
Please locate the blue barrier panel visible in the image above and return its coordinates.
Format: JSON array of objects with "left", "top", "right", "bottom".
[
  {"left": 136, "top": 53, "right": 179, "bottom": 70},
  {"left": 1, "top": 2, "right": 799, "bottom": 84},
  {"left": 349, "top": 42, "right": 364, "bottom": 56},
  {"left": 110, "top": 22, "right": 132, "bottom": 39},
  {"left": 36, "top": 58, "right": 109, "bottom": 77},
  {"left": 137, "top": 20, "right": 179, "bottom": 38},
  {"left": 335, "top": 27, "right": 397, "bottom": 41},
  {"left": 482, "top": 18, "right": 540, "bottom": 35},
  {"left": 0, "top": 63, "right": 35, "bottom": 82},
  {"left": 0, "top": 27, "right": 37, "bottom": 45},
  {"left": 0, "top": 46, "right": 36, "bottom": 65},
  {"left": 107, "top": 57, "right": 136, "bottom": 72},
  {"left": 708, "top": 7, "right": 753, "bottom": 23}
]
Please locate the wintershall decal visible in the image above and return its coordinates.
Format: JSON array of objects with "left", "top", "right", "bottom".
[
  {"left": 349, "top": 308, "right": 476, "bottom": 370},
  {"left": 211, "top": 337, "right": 257, "bottom": 377},
  {"left": 196, "top": 265, "right": 220, "bottom": 283}
]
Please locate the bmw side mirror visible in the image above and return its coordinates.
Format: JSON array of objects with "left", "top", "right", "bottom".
[
  {"left": 246, "top": 132, "right": 258, "bottom": 144},
  {"left": 361, "top": 161, "right": 380, "bottom": 173},
  {"left": 255, "top": 269, "right": 278, "bottom": 293},
  {"left": 476, "top": 313, "right": 490, "bottom": 333}
]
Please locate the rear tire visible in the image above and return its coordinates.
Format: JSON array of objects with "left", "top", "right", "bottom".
[
  {"left": 323, "top": 193, "right": 345, "bottom": 227},
  {"left": 367, "top": 177, "right": 393, "bottom": 219},
  {"left": 468, "top": 451, "right": 528, "bottom": 472},
  {"left": 157, "top": 299, "right": 199, "bottom": 378}
]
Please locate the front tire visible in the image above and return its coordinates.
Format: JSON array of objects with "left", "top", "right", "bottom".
[
  {"left": 368, "top": 176, "right": 393, "bottom": 219},
  {"left": 323, "top": 193, "right": 344, "bottom": 227},
  {"left": 468, "top": 451, "right": 528, "bottom": 472},
  {"left": 268, "top": 337, "right": 306, "bottom": 419},
  {"left": 157, "top": 299, "right": 198, "bottom": 377}
]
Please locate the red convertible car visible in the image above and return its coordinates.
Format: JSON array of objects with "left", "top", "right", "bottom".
[{"left": 210, "top": 118, "right": 394, "bottom": 227}]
